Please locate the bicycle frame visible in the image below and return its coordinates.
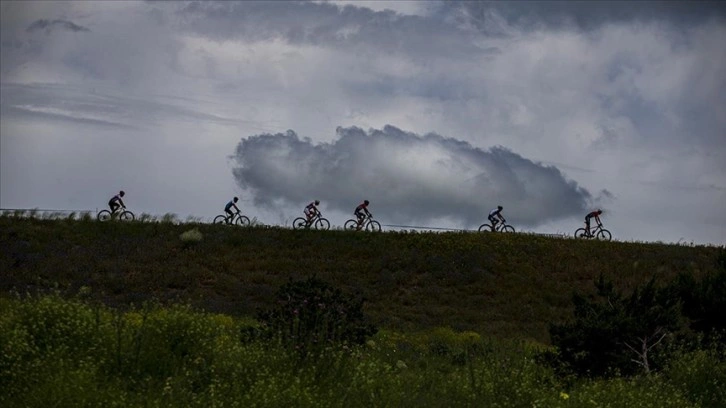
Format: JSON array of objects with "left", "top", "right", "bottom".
[
  {"left": 584, "top": 224, "right": 605, "bottom": 236},
  {"left": 345, "top": 214, "right": 381, "bottom": 232},
  {"left": 223, "top": 211, "right": 239, "bottom": 224},
  {"left": 215, "top": 211, "right": 251, "bottom": 226},
  {"left": 110, "top": 207, "right": 125, "bottom": 216},
  {"left": 492, "top": 222, "right": 508, "bottom": 232},
  {"left": 305, "top": 212, "right": 323, "bottom": 226},
  {"left": 357, "top": 214, "right": 374, "bottom": 228}
]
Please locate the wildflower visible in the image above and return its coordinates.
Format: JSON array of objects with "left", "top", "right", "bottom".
[{"left": 560, "top": 391, "right": 570, "bottom": 400}]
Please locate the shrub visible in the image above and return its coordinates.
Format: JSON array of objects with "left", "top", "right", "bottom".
[
  {"left": 664, "top": 347, "right": 726, "bottom": 408},
  {"left": 548, "top": 274, "right": 683, "bottom": 378},
  {"left": 669, "top": 250, "right": 726, "bottom": 340},
  {"left": 257, "top": 277, "right": 377, "bottom": 355},
  {"left": 179, "top": 228, "right": 203, "bottom": 245},
  {"left": 161, "top": 213, "right": 178, "bottom": 224}
]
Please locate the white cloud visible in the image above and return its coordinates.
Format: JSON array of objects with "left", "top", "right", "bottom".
[{"left": 231, "top": 126, "right": 592, "bottom": 227}]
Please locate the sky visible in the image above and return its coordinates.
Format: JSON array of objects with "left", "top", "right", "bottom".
[{"left": 1, "top": 0, "right": 724, "bottom": 244}]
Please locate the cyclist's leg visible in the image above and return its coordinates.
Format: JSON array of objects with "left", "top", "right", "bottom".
[
  {"left": 355, "top": 212, "right": 364, "bottom": 228},
  {"left": 109, "top": 201, "right": 119, "bottom": 214},
  {"left": 225, "top": 209, "right": 234, "bottom": 224},
  {"left": 488, "top": 216, "right": 496, "bottom": 231},
  {"left": 585, "top": 218, "right": 591, "bottom": 236}
]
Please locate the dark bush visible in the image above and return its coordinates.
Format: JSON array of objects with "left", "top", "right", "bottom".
[
  {"left": 257, "top": 276, "right": 377, "bottom": 354},
  {"left": 670, "top": 250, "right": 726, "bottom": 340},
  {"left": 548, "top": 274, "right": 683, "bottom": 378}
]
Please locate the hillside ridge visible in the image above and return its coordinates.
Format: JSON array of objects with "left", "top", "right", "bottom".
[{"left": 1, "top": 216, "right": 721, "bottom": 342}]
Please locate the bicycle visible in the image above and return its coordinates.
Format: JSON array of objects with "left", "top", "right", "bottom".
[
  {"left": 293, "top": 212, "right": 331, "bottom": 230},
  {"left": 213, "top": 211, "right": 251, "bottom": 226},
  {"left": 97, "top": 207, "right": 135, "bottom": 221},
  {"left": 478, "top": 220, "right": 515, "bottom": 233},
  {"left": 574, "top": 224, "right": 611, "bottom": 241},
  {"left": 344, "top": 213, "right": 382, "bottom": 232}
]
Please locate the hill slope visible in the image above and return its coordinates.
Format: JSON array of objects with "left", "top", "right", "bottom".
[{"left": 1, "top": 216, "right": 721, "bottom": 342}]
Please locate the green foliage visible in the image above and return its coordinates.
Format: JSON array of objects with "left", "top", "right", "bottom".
[
  {"left": 669, "top": 250, "right": 726, "bottom": 338},
  {"left": 161, "top": 213, "right": 179, "bottom": 224},
  {"left": 179, "top": 228, "right": 203, "bottom": 247},
  {"left": 663, "top": 345, "right": 726, "bottom": 408},
  {"left": 257, "top": 277, "right": 377, "bottom": 354},
  {"left": 4, "top": 295, "right": 720, "bottom": 407},
  {"left": 548, "top": 274, "right": 683, "bottom": 378}
]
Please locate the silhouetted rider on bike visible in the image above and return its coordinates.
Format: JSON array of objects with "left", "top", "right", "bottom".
[
  {"left": 585, "top": 209, "right": 603, "bottom": 237},
  {"left": 225, "top": 197, "right": 240, "bottom": 224},
  {"left": 488, "top": 205, "right": 505, "bottom": 231},
  {"left": 304, "top": 200, "right": 321, "bottom": 223},
  {"left": 109, "top": 191, "right": 126, "bottom": 214},
  {"left": 355, "top": 200, "right": 371, "bottom": 230}
]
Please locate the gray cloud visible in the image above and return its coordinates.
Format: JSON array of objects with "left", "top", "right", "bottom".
[
  {"left": 0, "top": 83, "right": 242, "bottom": 129},
  {"left": 26, "top": 19, "right": 90, "bottom": 33},
  {"left": 438, "top": 1, "right": 726, "bottom": 35},
  {"left": 232, "top": 125, "right": 591, "bottom": 226},
  {"left": 172, "top": 0, "right": 487, "bottom": 59},
  {"left": 1, "top": 105, "right": 136, "bottom": 129}
]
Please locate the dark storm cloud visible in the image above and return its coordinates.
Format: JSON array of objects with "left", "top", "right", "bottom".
[
  {"left": 231, "top": 125, "right": 592, "bottom": 226},
  {"left": 438, "top": 1, "right": 726, "bottom": 35},
  {"left": 26, "top": 19, "right": 90, "bottom": 34},
  {"left": 171, "top": 0, "right": 490, "bottom": 58}
]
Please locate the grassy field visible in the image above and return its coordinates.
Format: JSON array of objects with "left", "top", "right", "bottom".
[
  {"left": 1, "top": 215, "right": 722, "bottom": 343},
  {"left": 2, "top": 215, "right": 725, "bottom": 407}
]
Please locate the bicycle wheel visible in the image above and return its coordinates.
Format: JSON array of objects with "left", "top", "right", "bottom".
[
  {"left": 213, "top": 215, "right": 228, "bottom": 225},
  {"left": 97, "top": 210, "right": 112, "bottom": 222},
  {"left": 344, "top": 219, "right": 359, "bottom": 230},
  {"left": 366, "top": 220, "right": 382, "bottom": 232},
  {"left": 119, "top": 210, "right": 135, "bottom": 221},
  {"left": 236, "top": 215, "right": 251, "bottom": 227},
  {"left": 315, "top": 218, "right": 331, "bottom": 230},
  {"left": 502, "top": 225, "right": 515, "bottom": 233},
  {"left": 478, "top": 224, "right": 493, "bottom": 232},
  {"left": 596, "top": 229, "right": 612, "bottom": 241},
  {"left": 293, "top": 217, "right": 308, "bottom": 229},
  {"left": 574, "top": 228, "right": 588, "bottom": 239}
]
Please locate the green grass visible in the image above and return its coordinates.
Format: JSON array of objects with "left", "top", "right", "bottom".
[
  {"left": 1, "top": 216, "right": 722, "bottom": 342},
  {"left": 1, "top": 217, "right": 723, "bottom": 407},
  {"left": 1, "top": 295, "right": 723, "bottom": 408}
]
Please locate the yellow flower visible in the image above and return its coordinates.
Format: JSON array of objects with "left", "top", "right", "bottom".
[{"left": 560, "top": 391, "right": 570, "bottom": 400}]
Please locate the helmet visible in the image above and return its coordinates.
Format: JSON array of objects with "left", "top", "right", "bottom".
[
  {"left": 233, "top": 197, "right": 239, "bottom": 202},
  {"left": 364, "top": 200, "right": 370, "bottom": 205},
  {"left": 315, "top": 200, "right": 320, "bottom": 205},
  {"left": 498, "top": 205, "right": 503, "bottom": 210},
  {"left": 119, "top": 190, "right": 125, "bottom": 196},
  {"left": 597, "top": 209, "right": 602, "bottom": 214}
]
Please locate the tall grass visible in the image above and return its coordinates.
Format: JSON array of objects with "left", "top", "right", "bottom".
[{"left": 1, "top": 295, "right": 721, "bottom": 408}]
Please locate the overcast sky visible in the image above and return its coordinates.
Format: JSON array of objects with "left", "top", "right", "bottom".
[{"left": 1, "top": 1, "right": 724, "bottom": 244}]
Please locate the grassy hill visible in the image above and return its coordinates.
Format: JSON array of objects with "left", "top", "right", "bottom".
[{"left": 1, "top": 215, "right": 722, "bottom": 343}]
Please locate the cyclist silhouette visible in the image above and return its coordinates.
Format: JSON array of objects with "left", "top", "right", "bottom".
[
  {"left": 585, "top": 209, "right": 603, "bottom": 236},
  {"left": 108, "top": 191, "right": 126, "bottom": 214},
  {"left": 304, "top": 200, "right": 321, "bottom": 223},
  {"left": 488, "top": 205, "right": 505, "bottom": 231},
  {"left": 224, "top": 197, "right": 240, "bottom": 224},
  {"left": 355, "top": 200, "right": 371, "bottom": 229}
]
